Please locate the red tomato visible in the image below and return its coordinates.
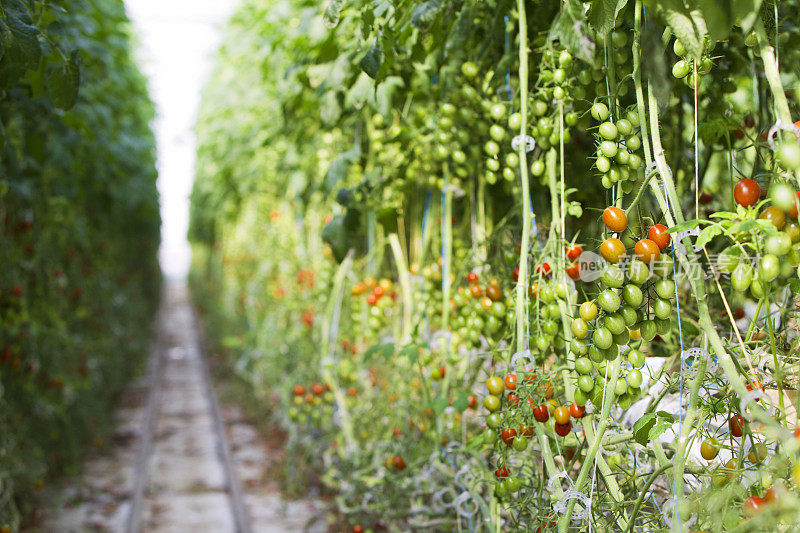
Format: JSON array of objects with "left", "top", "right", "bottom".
[
  {"left": 507, "top": 392, "right": 520, "bottom": 406},
  {"left": 519, "top": 424, "right": 534, "bottom": 437},
  {"left": 566, "top": 262, "right": 580, "bottom": 280},
  {"left": 366, "top": 293, "right": 378, "bottom": 306},
  {"left": 729, "top": 414, "right": 745, "bottom": 437},
  {"left": 764, "top": 485, "right": 779, "bottom": 504},
  {"left": 353, "top": 526, "right": 365, "bottom": 533},
  {"left": 504, "top": 373, "right": 517, "bottom": 390},
  {"left": 554, "top": 421, "right": 572, "bottom": 437},
  {"left": 467, "top": 395, "right": 478, "bottom": 409},
  {"left": 569, "top": 402, "right": 585, "bottom": 418},
  {"left": 311, "top": 383, "right": 325, "bottom": 395},
  {"left": 734, "top": 178, "right": 761, "bottom": 207},
  {"left": 567, "top": 244, "right": 583, "bottom": 261},
  {"left": 392, "top": 455, "right": 406, "bottom": 471},
  {"left": 495, "top": 465, "right": 510, "bottom": 478},
  {"left": 536, "top": 262, "right": 552, "bottom": 277},
  {"left": 743, "top": 496, "right": 765, "bottom": 517},
  {"left": 647, "top": 224, "right": 671, "bottom": 250},
  {"left": 466, "top": 271, "right": 479, "bottom": 284},
  {"left": 512, "top": 267, "right": 519, "bottom": 282},
  {"left": 292, "top": 385, "right": 305, "bottom": 396},
  {"left": 539, "top": 381, "right": 555, "bottom": 399},
  {"left": 533, "top": 404, "right": 550, "bottom": 423},
  {"left": 501, "top": 428, "right": 518, "bottom": 446}
]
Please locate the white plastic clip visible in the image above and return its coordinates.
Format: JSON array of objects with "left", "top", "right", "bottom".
[
  {"left": 548, "top": 471, "right": 572, "bottom": 493},
  {"left": 553, "top": 489, "right": 591, "bottom": 521},
  {"left": 512, "top": 135, "right": 536, "bottom": 152},
  {"left": 673, "top": 228, "right": 702, "bottom": 255},
  {"left": 766, "top": 119, "right": 800, "bottom": 150},
  {"left": 739, "top": 388, "right": 772, "bottom": 421}
]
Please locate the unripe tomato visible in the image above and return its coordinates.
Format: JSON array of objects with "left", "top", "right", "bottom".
[
  {"left": 648, "top": 224, "right": 671, "bottom": 250},
  {"left": 734, "top": 178, "right": 761, "bottom": 207},
  {"left": 700, "top": 438, "right": 720, "bottom": 460},
  {"left": 593, "top": 327, "right": 613, "bottom": 350},
  {"left": 601, "top": 265, "right": 625, "bottom": 287},
  {"left": 486, "top": 413, "right": 502, "bottom": 428},
  {"left": 731, "top": 262, "right": 754, "bottom": 292},
  {"left": 580, "top": 301, "right": 598, "bottom": 321},
  {"left": 484, "top": 395, "right": 501, "bottom": 412},
  {"left": 600, "top": 238, "right": 626, "bottom": 264},
  {"left": 770, "top": 182, "right": 797, "bottom": 213},
  {"left": 486, "top": 376, "right": 505, "bottom": 395},
  {"left": 760, "top": 206, "right": 786, "bottom": 229},
  {"left": 634, "top": 239, "right": 661, "bottom": 264},
  {"left": 602, "top": 206, "right": 628, "bottom": 232},
  {"left": 627, "top": 369, "right": 643, "bottom": 388},
  {"left": 653, "top": 299, "right": 672, "bottom": 319},
  {"left": 571, "top": 318, "right": 589, "bottom": 339},
  {"left": 512, "top": 435, "right": 529, "bottom": 451},
  {"left": 622, "top": 285, "right": 643, "bottom": 307},
  {"left": 776, "top": 141, "right": 800, "bottom": 171},
  {"left": 554, "top": 406, "right": 570, "bottom": 425},
  {"left": 760, "top": 254, "right": 780, "bottom": 282},
  {"left": 575, "top": 357, "right": 593, "bottom": 375},
  {"left": 591, "top": 102, "right": 609, "bottom": 121},
  {"left": 598, "top": 289, "right": 621, "bottom": 313}
]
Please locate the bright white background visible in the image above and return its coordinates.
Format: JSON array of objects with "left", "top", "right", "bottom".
[{"left": 126, "top": 0, "right": 240, "bottom": 279}]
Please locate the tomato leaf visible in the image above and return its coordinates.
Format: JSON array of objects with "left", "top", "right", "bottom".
[
  {"left": 452, "top": 392, "right": 470, "bottom": 412},
  {"left": 363, "top": 343, "right": 394, "bottom": 361},
  {"left": 411, "top": 0, "right": 443, "bottom": 29},
  {"left": 548, "top": 0, "right": 595, "bottom": 63},
  {"left": 358, "top": 42, "right": 382, "bottom": 79},
  {"left": 324, "top": 147, "right": 361, "bottom": 194},
  {"left": 399, "top": 344, "right": 422, "bottom": 364},
  {"left": 732, "top": 0, "right": 762, "bottom": 32},
  {"left": 695, "top": 224, "right": 722, "bottom": 249},
  {"left": 658, "top": 0, "right": 707, "bottom": 60},
  {"left": 697, "top": 0, "right": 732, "bottom": 41},
  {"left": 633, "top": 412, "right": 657, "bottom": 446},
  {"left": 431, "top": 396, "right": 449, "bottom": 415},
  {"left": 667, "top": 219, "right": 702, "bottom": 233},
  {"left": 47, "top": 51, "right": 81, "bottom": 110},
  {"left": 587, "top": 0, "right": 629, "bottom": 35}
]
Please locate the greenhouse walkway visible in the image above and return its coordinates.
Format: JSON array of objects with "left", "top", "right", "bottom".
[{"left": 29, "top": 282, "right": 324, "bottom": 533}]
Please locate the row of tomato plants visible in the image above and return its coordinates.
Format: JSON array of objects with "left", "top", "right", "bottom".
[
  {"left": 190, "top": 0, "right": 800, "bottom": 530},
  {"left": 0, "top": 1, "right": 161, "bottom": 529}
]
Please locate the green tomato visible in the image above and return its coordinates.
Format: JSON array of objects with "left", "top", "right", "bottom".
[
  {"left": 672, "top": 59, "right": 691, "bottom": 78},
  {"left": 578, "top": 375, "right": 594, "bottom": 393},
  {"left": 591, "top": 102, "right": 610, "bottom": 121},
  {"left": 620, "top": 305, "right": 638, "bottom": 326},
  {"left": 598, "top": 289, "right": 621, "bottom": 313},
  {"left": 627, "top": 348, "right": 645, "bottom": 368},
  {"left": 639, "top": 319, "right": 657, "bottom": 341},
  {"left": 486, "top": 413, "right": 502, "bottom": 428},
  {"left": 596, "top": 156, "right": 611, "bottom": 173},
  {"left": 622, "top": 285, "right": 644, "bottom": 307},
  {"left": 574, "top": 388, "right": 588, "bottom": 406},
  {"left": 490, "top": 103, "right": 506, "bottom": 121},
  {"left": 655, "top": 317, "right": 671, "bottom": 334},
  {"left": 531, "top": 160, "right": 545, "bottom": 176},
  {"left": 602, "top": 265, "right": 625, "bottom": 288},
  {"left": 508, "top": 112, "right": 522, "bottom": 130},
  {"left": 575, "top": 357, "right": 593, "bottom": 374},
  {"left": 593, "top": 326, "right": 613, "bottom": 350},
  {"left": 750, "top": 278, "right": 767, "bottom": 298},
  {"left": 603, "top": 342, "right": 621, "bottom": 360},
  {"left": 489, "top": 125, "right": 506, "bottom": 142},
  {"left": 570, "top": 338, "right": 588, "bottom": 355},
  {"left": 505, "top": 152, "right": 519, "bottom": 168},
  {"left": 628, "top": 259, "right": 649, "bottom": 284},
  {"left": 484, "top": 395, "right": 501, "bottom": 412},
  {"left": 599, "top": 140, "right": 618, "bottom": 158},
  {"left": 627, "top": 369, "right": 643, "bottom": 388},
  {"left": 654, "top": 279, "right": 674, "bottom": 300},
  {"left": 599, "top": 122, "right": 618, "bottom": 141},
  {"left": 604, "top": 313, "right": 626, "bottom": 335},
  {"left": 653, "top": 298, "right": 672, "bottom": 319},
  {"left": 615, "top": 378, "right": 628, "bottom": 396},
  {"left": 485, "top": 141, "right": 500, "bottom": 157},
  {"left": 777, "top": 141, "right": 800, "bottom": 171},
  {"left": 717, "top": 247, "right": 741, "bottom": 273},
  {"left": 532, "top": 100, "right": 548, "bottom": 116},
  {"left": 571, "top": 317, "right": 590, "bottom": 339},
  {"left": 760, "top": 253, "right": 780, "bottom": 282},
  {"left": 765, "top": 234, "right": 792, "bottom": 256},
  {"left": 588, "top": 345, "right": 604, "bottom": 363},
  {"left": 512, "top": 436, "right": 529, "bottom": 451},
  {"left": 731, "top": 262, "right": 754, "bottom": 291}
]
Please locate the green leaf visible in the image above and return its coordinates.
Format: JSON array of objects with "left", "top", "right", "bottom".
[
  {"left": 411, "top": 0, "right": 443, "bottom": 29},
  {"left": 399, "top": 344, "right": 422, "bottom": 364},
  {"left": 548, "top": 0, "right": 595, "bottom": 63},
  {"left": 695, "top": 224, "right": 722, "bottom": 249},
  {"left": 431, "top": 396, "right": 449, "bottom": 415},
  {"left": 633, "top": 412, "right": 657, "bottom": 446},
  {"left": 667, "top": 219, "right": 702, "bottom": 233},
  {"left": 363, "top": 343, "right": 394, "bottom": 361},
  {"left": 452, "top": 392, "right": 470, "bottom": 412},
  {"left": 359, "top": 42, "right": 382, "bottom": 79},
  {"left": 587, "top": 0, "right": 629, "bottom": 35},
  {"left": 709, "top": 211, "right": 739, "bottom": 220},
  {"left": 755, "top": 220, "right": 780, "bottom": 234},
  {"left": 640, "top": 21, "right": 671, "bottom": 103},
  {"left": 732, "top": 0, "right": 762, "bottom": 32},
  {"left": 659, "top": 0, "right": 707, "bottom": 60},
  {"left": 697, "top": 0, "right": 732, "bottom": 41},
  {"left": 655, "top": 411, "right": 675, "bottom": 422},
  {"left": 47, "top": 51, "right": 81, "bottom": 110},
  {"left": 324, "top": 146, "right": 360, "bottom": 193}
]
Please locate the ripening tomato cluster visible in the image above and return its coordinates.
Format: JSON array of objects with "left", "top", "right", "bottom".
[
  {"left": 351, "top": 277, "right": 398, "bottom": 340},
  {"left": 288, "top": 382, "right": 335, "bottom": 426},
  {"left": 481, "top": 372, "right": 584, "bottom": 499},
  {"left": 448, "top": 272, "right": 509, "bottom": 351}
]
